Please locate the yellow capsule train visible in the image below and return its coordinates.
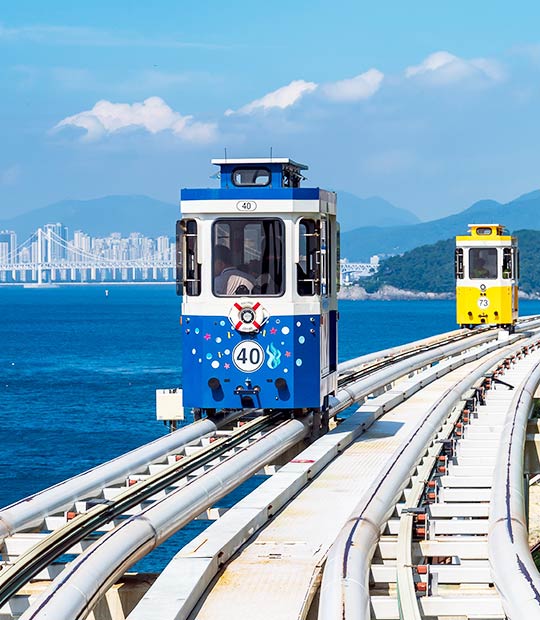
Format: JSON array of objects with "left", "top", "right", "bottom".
[{"left": 455, "top": 224, "right": 518, "bottom": 330}]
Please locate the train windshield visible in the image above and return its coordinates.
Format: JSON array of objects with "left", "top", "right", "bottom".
[
  {"left": 232, "top": 168, "right": 271, "bottom": 187},
  {"left": 212, "top": 218, "right": 284, "bottom": 296},
  {"left": 469, "top": 248, "right": 497, "bottom": 279}
]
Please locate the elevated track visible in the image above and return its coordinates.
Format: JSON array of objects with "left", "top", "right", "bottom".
[{"left": 3, "top": 320, "right": 540, "bottom": 619}]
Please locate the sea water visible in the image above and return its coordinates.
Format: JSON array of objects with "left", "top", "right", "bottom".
[{"left": 2, "top": 285, "right": 539, "bottom": 570}]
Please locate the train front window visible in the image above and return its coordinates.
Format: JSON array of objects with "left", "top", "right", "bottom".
[
  {"left": 469, "top": 248, "right": 497, "bottom": 279},
  {"left": 232, "top": 168, "right": 271, "bottom": 187},
  {"left": 212, "top": 219, "right": 284, "bottom": 296}
]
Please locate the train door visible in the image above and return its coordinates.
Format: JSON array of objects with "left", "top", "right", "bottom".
[{"left": 320, "top": 216, "right": 330, "bottom": 377}]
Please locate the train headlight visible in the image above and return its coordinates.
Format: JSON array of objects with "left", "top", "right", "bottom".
[
  {"left": 208, "top": 377, "right": 221, "bottom": 391},
  {"left": 275, "top": 378, "right": 288, "bottom": 391}
]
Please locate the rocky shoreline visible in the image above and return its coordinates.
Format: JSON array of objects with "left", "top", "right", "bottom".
[{"left": 338, "top": 284, "right": 540, "bottom": 301}]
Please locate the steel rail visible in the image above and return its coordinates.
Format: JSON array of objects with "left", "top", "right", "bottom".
[
  {"left": 337, "top": 328, "right": 483, "bottom": 386},
  {"left": 2, "top": 323, "right": 521, "bottom": 544},
  {"left": 127, "top": 334, "right": 511, "bottom": 620},
  {"left": 330, "top": 329, "right": 501, "bottom": 416},
  {"left": 488, "top": 351, "right": 540, "bottom": 619},
  {"left": 3, "top": 321, "right": 537, "bottom": 617},
  {"left": 394, "top": 385, "right": 479, "bottom": 619},
  {"left": 1, "top": 326, "right": 506, "bottom": 613},
  {"left": 337, "top": 315, "right": 540, "bottom": 388},
  {"left": 318, "top": 332, "right": 540, "bottom": 620},
  {"left": 0, "top": 328, "right": 497, "bottom": 605},
  {"left": 0, "top": 418, "right": 220, "bottom": 542},
  {"left": 0, "top": 413, "right": 279, "bottom": 609},
  {"left": 18, "top": 417, "right": 310, "bottom": 620}
]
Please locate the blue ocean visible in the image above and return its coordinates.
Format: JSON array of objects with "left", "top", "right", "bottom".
[{"left": 2, "top": 285, "right": 539, "bottom": 570}]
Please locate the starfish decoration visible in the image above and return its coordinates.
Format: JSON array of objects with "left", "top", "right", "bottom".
[
  {"left": 224, "top": 363, "right": 230, "bottom": 369},
  {"left": 204, "top": 333, "right": 211, "bottom": 340},
  {"left": 285, "top": 351, "right": 291, "bottom": 358},
  {"left": 270, "top": 327, "right": 277, "bottom": 335}
]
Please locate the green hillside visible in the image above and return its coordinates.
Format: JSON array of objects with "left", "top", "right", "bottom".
[
  {"left": 363, "top": 229, "right": 540, "bottom": 294},
  {"left": 341, "top": 191, "right": 540, "bottom": 262}
]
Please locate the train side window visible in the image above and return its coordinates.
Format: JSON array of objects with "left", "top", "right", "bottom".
[
  {"left": 177, "top": 219, "right": 201, "bottom": 296},
  {"left": 469, "top": 248, "right": 497, "bottom": 279},
  {"left": 298, "top": 219, "right": 320, "bottom": 296},
  {"left": 231, "top": 168, "right": 271, "bottom": 187},
  {"left": 502, "top": 248, "right": 513, "bottom": 279},
  {"left": 282, "top": 167, "right": 302, "bottom": 188},
  {"left": 212, "top": 218, "right": 284, "bottom": 296},
  {"left": 454, "top": 248, "right": 464, "bottom": 279},
  {"left": 176, "top": 220, "right": 183, "bottom": 296}
]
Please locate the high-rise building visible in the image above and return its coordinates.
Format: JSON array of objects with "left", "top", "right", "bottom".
[
  {"left": 0, "top": 230, "right": 17, "bottom": 264},
  {"left": 71, "top": 230, "right": 91, "bottom": 262},
  {"left": 43, "top": 223, "right": 69, "bottom": 261},
  {"left": 156, "top": 236, "right": 170, "bottom": 260}
]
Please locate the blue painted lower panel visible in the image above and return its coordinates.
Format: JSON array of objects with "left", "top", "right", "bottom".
[{"left": 182, "top": 314, "right": 323, "bottom": 409}]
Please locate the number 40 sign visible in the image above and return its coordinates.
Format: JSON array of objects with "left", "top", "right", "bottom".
[{"left": 232, "top": 341, "right": 265, "bottom": 372}]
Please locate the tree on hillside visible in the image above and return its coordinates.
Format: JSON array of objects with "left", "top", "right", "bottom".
[
  {"left": 363, "top": 230, "right": 540, "bottom": 295},
  {"left": 366, "top": 239, "right": 455, "bottom": 293}
]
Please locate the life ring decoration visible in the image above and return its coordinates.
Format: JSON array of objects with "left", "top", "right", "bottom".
[{"left": 228, "top": 300, "right": 269, "bottom": 333}]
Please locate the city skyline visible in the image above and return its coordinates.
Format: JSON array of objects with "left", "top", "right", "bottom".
[
  {"left": 0, "top": 222, "right": 175, "bottom": 284},
  {"left": 0, "top": 221, "right": 376, "bottom": 286},
  {"left": 0, "top": 223, "right": 174, "bottom": 262}
]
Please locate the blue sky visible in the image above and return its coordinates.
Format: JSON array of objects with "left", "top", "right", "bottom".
[{"left": 2, "top": 0, "right": 540, "bottom": 221}]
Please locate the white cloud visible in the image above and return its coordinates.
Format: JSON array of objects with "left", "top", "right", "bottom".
[
  {"left": 225, "top": 70, "right": 384, "bottom": 116},
  {"left": 225, "top": 80, "right": 318, "bottom": 116},
  {"left": 322, "top": 69, "right": 384, "bottom": 102},
  {"left": 405, "top": 51, "right": 504, "bottom": 84},
  {"left": 54, "top": 97, "right": 217, "bottom": 142}
]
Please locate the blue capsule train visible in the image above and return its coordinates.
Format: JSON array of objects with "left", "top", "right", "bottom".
[{"left": 176, "top": 157, "right": 339, "bottom": 420}]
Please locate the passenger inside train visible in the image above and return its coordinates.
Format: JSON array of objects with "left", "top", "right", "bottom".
[{"left": 212, "top": 219, "right": 284, "bottom": 296}]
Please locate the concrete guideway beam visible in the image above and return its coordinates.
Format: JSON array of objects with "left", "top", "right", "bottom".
[
  {"left": 0, "top": 327, "right": 504, "bottom": 619},
  {"left": 318, "top": 331, "right": 540, "bottom": 620},
  {"left": 488, "top": 351, "right": 540, "bottom": 619},
  {"left": 125, "top": 329, "right": 513, "bottom": 620},
  {"left": 17, "top": 419, "right": 309, "bottom": 620}
]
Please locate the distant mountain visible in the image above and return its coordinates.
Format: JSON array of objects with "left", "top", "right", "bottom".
[
  {"left": 337, "top": 192, "right": 420, "bottom": 232},
  {"left": 363, "top": 229, "right": 540, "bottom": 295},
  {"left": 0, "top": 191, "right": 418, "bottom": 241},
  {"left": 0, "top": 195, "right": 178, "bottom": 240},
  {"left": 341, "top": 191, "right": 540, "bottom": 261}
]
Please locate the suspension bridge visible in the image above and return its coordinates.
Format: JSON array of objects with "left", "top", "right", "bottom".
[
  {"left": 2, "top": 319, "right": 540, "bottom": 619},
  {"left": 0, "top": 228, "right": 175, "bottom": 285}
]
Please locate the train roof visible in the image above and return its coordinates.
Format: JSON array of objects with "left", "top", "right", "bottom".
[
  {"left": 467, "top": 223, "right": 504, "bottom": 228},
  {"left": 211, "top": 158, "right": 308, "bottom": 170}
]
